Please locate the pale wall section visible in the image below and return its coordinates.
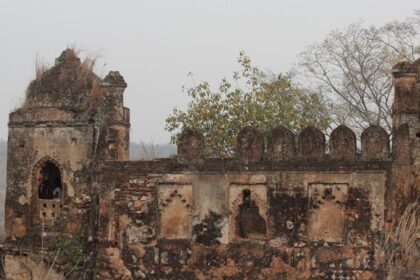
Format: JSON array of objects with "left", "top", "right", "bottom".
[{"left": 6, "top": 124, "right": 94, "bottom": 238}]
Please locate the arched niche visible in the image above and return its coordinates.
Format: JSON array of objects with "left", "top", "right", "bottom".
[
  {"left": 160, "top": 195, "right": 191, "bottom": 240},
  {"left": 158, "top": 185, "right": 193, "bottom": 240}
]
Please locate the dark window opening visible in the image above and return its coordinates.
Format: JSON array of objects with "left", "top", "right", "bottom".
[
  {"left": 38, "top": 161, "right": 63, "bottom": 200},
  {"left": 235, "top": 189, "right": 267, "bottom": 239}
]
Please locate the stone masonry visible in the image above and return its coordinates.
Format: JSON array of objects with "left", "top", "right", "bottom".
[{"left": 1, "top": 50, "right": 419, "bottom": 279}]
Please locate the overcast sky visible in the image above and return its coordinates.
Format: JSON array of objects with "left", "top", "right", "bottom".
[{"left": 0, "top": 0, "right": 418, "bottom": 143}]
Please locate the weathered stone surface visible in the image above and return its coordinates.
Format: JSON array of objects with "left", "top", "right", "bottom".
[
  {"left": 24, "top": 48, "right": 100, "bottom": 110},
  {"left": 4, "top": 255, "right": 65, "bottom": 280},
  {"left": 101, "top": 71, "right": 127, "bottom": 88},
  {"left": 96, "top": 247, "right": 132, "bottom": 280},
  {"left": 158, "top": 184, "right": 192, "bottom": 240},
  {"left": 330, "top": 125, "right": 357, "bottom": 160},
  {"left": 308, "top": 183, "right": 348, "bottom": 242},
  {"left": 267, "top": 125, "right": 296, "bottom": 161},
  {"left": 392, "top": 60, "right": 419, "bottom": 125},
  {"left": 236, "top": 126, "right": 264, "bottom": 163},
  {"left": 361, "top": 125, "right": 390, "bottom": 160},
  {"left": 298, "top": 126, "right": 326, "bottom": 159},
  {"left": 229, "top": 184, "right": 268, "bottom": 241},
  {"left": 393, "top": 123, "right": 411, "bottom": 163},
  {"left": 177, "top": 127, "right": 204, "bottom": 163}
]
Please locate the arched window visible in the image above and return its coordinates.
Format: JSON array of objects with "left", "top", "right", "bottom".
[{"left": 38, "top": 161, "right": 62, "bottom": 200}]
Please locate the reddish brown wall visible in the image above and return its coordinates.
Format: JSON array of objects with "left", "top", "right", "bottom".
[{"left": 2, "top": 53, "right": 419, "bottom": 280}]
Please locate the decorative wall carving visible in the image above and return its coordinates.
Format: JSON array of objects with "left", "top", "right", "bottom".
[
  {"left": 158, "top": 184, "right": 192, "bottom": 240},
  {"left": 308, "top": 183, "right": 348, "bottom": 243}
]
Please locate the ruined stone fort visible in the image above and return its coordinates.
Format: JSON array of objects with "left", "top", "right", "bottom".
[{"left": 1, "top": 49, "right": 419, "bottom": 279}]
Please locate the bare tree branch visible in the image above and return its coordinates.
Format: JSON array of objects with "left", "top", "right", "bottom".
[{"left": 298, "top": 14, "right": 420, "bottom": 134}]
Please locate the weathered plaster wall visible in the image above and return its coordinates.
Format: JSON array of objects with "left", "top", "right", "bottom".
[
  {"left": 5, "top": 120, "right": 95, "bottom": 239},
  {"left": 94, "top": 166, "right": 387, "bottom": 279}
]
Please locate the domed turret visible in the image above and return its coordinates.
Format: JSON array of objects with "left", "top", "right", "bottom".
[{"left": 23, "top": 49, "right": 101, "bottom": 110}]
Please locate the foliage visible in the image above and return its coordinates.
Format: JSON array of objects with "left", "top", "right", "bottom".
[
  {"left": 383, "top": 201, "right": 420, "bottom": 276},
  {"left": 166, "top": 52, "right": 332, "bottom": 157},
  {"left": 54, "top": 235, "right": 90, "bottom": 276},
  {"left": 298, "top": 12, "right": 420, "bottom": 133}
]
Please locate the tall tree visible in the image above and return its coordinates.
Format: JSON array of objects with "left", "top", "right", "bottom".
[
  {"left": 298, "top": 11, "right": 420, "bottom": 133},
  {"left": 165, "top": 52, "right": 332, "bottom": 157}
]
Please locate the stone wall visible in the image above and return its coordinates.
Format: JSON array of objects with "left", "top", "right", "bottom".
[{"left": 92, "top": 124, "right": 391, "bottom": 279}]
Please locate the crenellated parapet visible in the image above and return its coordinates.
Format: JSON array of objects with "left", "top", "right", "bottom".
[{"left": 176, "top": 125, "right": 392, "bottom": 163}]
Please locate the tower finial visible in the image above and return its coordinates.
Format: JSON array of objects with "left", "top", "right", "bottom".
[{"left": 101, "top": 71, "right": 127, "bottom": 88}]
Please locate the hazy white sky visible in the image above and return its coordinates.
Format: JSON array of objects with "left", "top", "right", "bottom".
[{"left": 0, "top": 0, "right": 418, "bottom": 143}]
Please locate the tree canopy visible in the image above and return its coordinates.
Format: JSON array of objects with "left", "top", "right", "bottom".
[{"left": 165, "top": 52, "right": 332, "bottom": 157}]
